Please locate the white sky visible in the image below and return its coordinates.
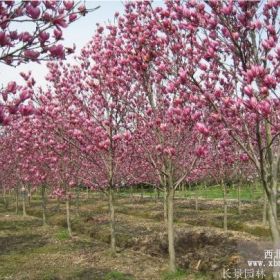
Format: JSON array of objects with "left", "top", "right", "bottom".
[{"left": 0, "top": 1, "right": 126, "bottom": 88}]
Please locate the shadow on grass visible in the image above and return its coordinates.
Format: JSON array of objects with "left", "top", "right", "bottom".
[
  {"left": 0, "top": 233, "right": 47, "bottom": 255},
  {"left": 0, "top": 218, "right": 42, "bottom": 231},
  {"left": 64, "top": 268, "right": 134, "bottom": 280}
]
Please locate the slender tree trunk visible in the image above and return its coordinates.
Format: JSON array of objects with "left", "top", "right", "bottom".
[
  {"left": 3, "top": 185, "right": 8, "bottom": 209},
  {"left": 223, "top": 182, "right": 227, "bottom": 232},
  {"left": 108, "top": 188, "right": 116, "bottom": 255},
  {"left": 263, "top": 190, "right": 267, "bottom": 226},
  {"left": 167, "top": 187, "right": 176, "bottom": 272},
  {"left": 184, "top": 184, "right": 187, "bottom": 198},
  {"left": 66, "top": 196, "right": 72, "bottom": 236},
  {"left": 163, "top": 186, "right": 168, "bottom": 225},
  {"left": 195, "top": 186, "right": 198, "bottom": 212},
  {"left": 27, "top": 186, "right": 31, "bottom": 207},
  {"left": 41, "top": 185, "right": 47, "bottom": 226},
  {"left": 267, "top": 193, "right": 280, "bottom": 279},
  {"left": 22, "top": 191, "right": 27, "bottom": 217},
  {"left": 15, "top": 188, "right": 19, "bottom": 214},
  {"left": 237, "top": 184, "right": 241, "bottom": 215},
  {"left": 2, "top": 185, "right": 6, "bottom": 206},
  {"left": 86, "top": 186, "right": 89, "bottom": 200},
  {"left": 141, "top": 185, "right": 144, "bottom": 199},
  {"left": 76, "top": 187, "right": 80, "bottom": 216},
  {"left": 157, "top": 188, "right": 160, "bottom": 200}
]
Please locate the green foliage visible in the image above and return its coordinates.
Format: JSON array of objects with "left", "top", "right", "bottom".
[
  {"left": 104, "top": 271, "right": 134, "bottom": 280},
  {"left": 161, "top": 269, "right": 187, "bottom": 280},
  {"left": 56, "top": 228, "right": 70, "bottom": 240}
]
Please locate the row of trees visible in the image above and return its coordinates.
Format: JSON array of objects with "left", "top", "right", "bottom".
[{"left": 1, "top": 0, "right": 280, "bottom": 276}]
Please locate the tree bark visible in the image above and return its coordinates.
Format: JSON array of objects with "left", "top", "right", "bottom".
[
  {"left": 141, "top": 185, "right": 144, "bottom": 199},
  {"left": 163, "top": 186, "right": 168, "bottom": 225},
  {"left": 167, "top": 187, "right": 176, "bottom": 272},
  {"left": 22, "top": 191, "right": 26, "bottom": 217},
  {"left": 195, "top": 186, "right": 199, "bottom": 212},
  {"left": 27, "top": 185, "right": 31, "bottom": 207},
  {"left": 267, "top": 194, "right": 280, "bottom": 279},
  {"left": 108, "top": 188, "right": 116, "bottom": 255},
  {"left": 237, "top": 184, "right": 241, "bottom": 215},
  {"left": 2, "top": 185, "right": 6, "bottom": 209},
  {"left": 76, "top": 186, "right": 80, "bottom": 216},
  {"left": 263, "top": 190, "right": 267, "bottom": 226},
  {"left": 223, "top": 182, "right": 227, "bottom": 232},
  {"left": 41, "top": 185, "right": 47, "bottom": 226},
  {"left": 66, "top": 197, "right": 72, "bottom": 236},
  {"left": 15, "top": 188, "right": 19, "bottom": 214}
]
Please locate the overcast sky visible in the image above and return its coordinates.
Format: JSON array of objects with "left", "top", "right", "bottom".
[{"left": 0, "top": 1, "right": 126, "bottom": 88}]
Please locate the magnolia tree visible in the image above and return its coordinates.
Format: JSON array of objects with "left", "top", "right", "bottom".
[
  {"left": 0, "top": 0, "right": 99, "bottom": 125},
  {"left": 39, "top": 24, "right": 136, "bottom": 251},
  {"left": 114, "top": 1, "right": 213, "bottom": 271},
  {"left": 35, "top": 87, "right": 90, "bottom": 234},
  {"left": 152, "top": 0, "right": 280, "bottom": 264}
]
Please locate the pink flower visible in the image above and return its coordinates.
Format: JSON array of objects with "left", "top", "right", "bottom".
[
  {"left": 27, "top": 5, "right": 40, "bottom": 19},
  {"left": 24, "top": 50, "right": 40, "bottom": 60},
  {"left": 49, "top": 44, "right": 64, "bottom": 58},
  {"left": 63, "top": 1, "right": 74, "bottom": 10},
  {"left": 53, "top": 16, "right": 68, "bottom": 28},
  {"left": 160, "top": 123, "right": 168, "bottom": 131},
  {"left": 263, "top": 74, "right": 276, "bottom": 89},
  {"left": 19, "top": 105, "right": 34, "bottom": 116},
  {"left": 7, "top": 81, "right": 16, "bottom": 93},
  {"left": 195, "top": 146, "right": 207, "bottom": 157},
  {"left": 39, "top": 31, "right": 50, "bottom": 43},
  {"left": 53, "top": 29, "right": 63, "bottom": 40},
  {"left": 196, "top": 122, "right": 209, "bottom": 136},
  {"left": 243, "top": 85, "right": 253, "bottom": 97},
  {"left": 258, "top": 100, "right": 271, "bottom": 117},
  {"left": 69, "top": 13, "right": 77, "bottom": 22}
]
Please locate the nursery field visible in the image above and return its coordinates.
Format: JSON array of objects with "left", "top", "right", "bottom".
[
  {"left": 1, "top": 1, "right": 280, "bottom": 280},
  {"left": 0, "top": 188, "right": 271, "bottom": 280}
]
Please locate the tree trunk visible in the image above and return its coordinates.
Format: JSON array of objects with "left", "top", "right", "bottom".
[
  {"left": 237, "top": 184, "right": 241, "bottom": 215},
  {"left": 195, "top": 186, "right": 199, "bottom": 212},
  {"left": 86, "top": 186, "right": 89, "bottom": 200},
  {"left": 15, "top": 188, "right": 19, "bottom": 214},
  {"left": 22, "top": 191, "right": 26, "bottom": 217},
  {"left": 167, "top": 188, "right": 176, "bottom": 272},
  {"left": 157, "top": 188, "right": 160, "bottom": 200},
  {"left": 76, "top": 187, "right": 80, "bottom": 216},
  {"left": 184, "top": 185, "right": 187, "bottom": 198},
  {"left": 263, "top": 190, "right": 267, "bottom": 226},
  {"left": 267, "top": 193, "right": 280, "bottom": 279},
  {"left": 141, "top": 185, "right": 144, "bottom": 199},
  {"left": 2, "top": 185, "right": 7, "bottom": 209},
  {"left": 66, "top": 197, "right": 72, "bottom": 236},
  {"left": 223, "top": 182, "right": 227, "bottom": 232},
  {"left": 163, "top": 187, "right": 168, "bottom": 225},
  {"left": 41, "top": 185, "right": 47, "bottom": 226},
  {"left": 108, "top": 188, "right": 116, "bottom": 255},
  {"left": 27, "top": 186, "right": 31, "bottom": 207}
]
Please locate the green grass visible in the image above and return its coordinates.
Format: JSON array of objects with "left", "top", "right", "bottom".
[
  {"left": 56, "top": 228, "right": 71, "bottom": 240},
  {"left": 0, "top": 185, "right": 269, "bottom": 280},
  {"left": 104, "top": 271, "right": 134, "bottom": 280},
  {"left": 161, "top": 269, "right": 187, "bottom": 280},
  {"left": 118, "top": 184, "right": 263, "bottom": 201}
]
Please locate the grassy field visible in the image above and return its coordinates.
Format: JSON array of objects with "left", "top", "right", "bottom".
[
  {"left": 0, "top": 188, "right": 272, "bottom": 280},
  {"left": 119, "top": 184, "right": 263, "bottom": 201}
]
